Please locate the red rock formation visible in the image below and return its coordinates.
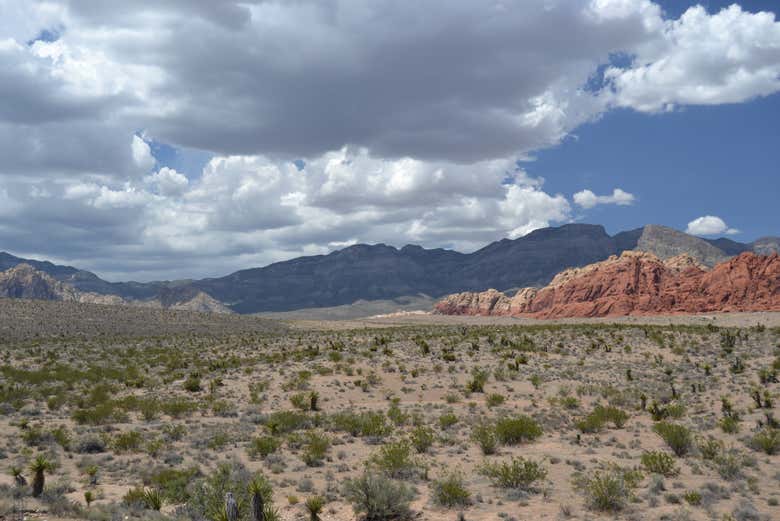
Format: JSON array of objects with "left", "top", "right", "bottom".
[{"left": 434, "top": 251, "right": 780, "bottom": 318}]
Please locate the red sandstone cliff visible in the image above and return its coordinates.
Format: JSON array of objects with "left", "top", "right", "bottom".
[{"left": 434, "top": 251, "right": 780, "bottom": 318}]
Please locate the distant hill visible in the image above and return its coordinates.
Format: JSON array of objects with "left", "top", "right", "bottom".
[{"left": 1, "top": 224, "right": 778, "bottom": 314}]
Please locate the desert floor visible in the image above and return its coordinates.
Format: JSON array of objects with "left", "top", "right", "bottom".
[{"left": 1, "top": 300, "right": 778, "bottom": 521}]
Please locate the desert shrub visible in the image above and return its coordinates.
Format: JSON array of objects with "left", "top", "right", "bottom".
[
  {"left": 641, "top": 451, "right": 679, "bottom": 477},
  {"left": 714, "top": 451, "right": 746, "bottom": 481},
  {"left": 112, "top": 431, "right": 143, "bottom": 452},
  {"left": 160, "top": 398, "right": 198, "bottom": 418},
  {"left": 683, "top": 490, "right": 702, "bottom": 506},
  {"left": 147, "top": 467, "right": 200, "bottom": 503},
  {"left": 290, "top": 392, "right": 310, "bottom": 411},
  {"left": 486, "top": 393, "right": 505, "bottom": 408},
  {"left": 719, "top": 415, "right": 741, "bottom": 434},
  {"left": 432, "top": 470, "right": 471, "bottom": 507},
  {"left": 479, "top": 457, "right": 547, "bottom": 490},
  {"left": 72, "top": 402, "right": 127, "bottom": 425},
  {"left": 495, "top": 415, "right": 542, "bottom": 445},
  {"left": 183, "top": 374, "right": 202, "bottom": 392},
  {"left": 471, "top": 422, "right": 498, "bottom": 455},
  {"left": 249, "top": 435, "right": 281, "bottom": 459},
  {"left": 370, "top": 440, "right": 420, "bottom": 479},
  {"left": 342, "top": 471, "right": 413, "bottom": 521},
  {"left": 576, "top": 405, "right": 629, "bottom": 433},
  {"left": 653, "top": 422, "right": 693, "bottom": 457},
  {"left": 330, "top": 411, "right": 392, "bottom": 438},
  {"left": 302, "top": 431, "right": 330, "bottom": 466},
  {"left": 387, "top": 401, "right": 409, "bottom": 426},
  {"left": 575, "top": 467, "right": 642, "bottom": 512},
  {"left": 697, "top": 436, "right": 724, "bottom": 460},
  {"left": 438, "top": 412, "right": 458, "bottom": 430},
  {"left": 466, "top": 368, "right": 489, "bottom": 393},
  {"left": 749, "top": 428, "right": 780, "bottom": 455},
  {"left": 409, "top": 425, "right": 435, "bottom": 454},
  {"left": 266, "top": 410, "right": 311, "bottom": 434}
]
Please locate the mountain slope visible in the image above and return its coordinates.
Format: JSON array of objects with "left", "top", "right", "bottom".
[{"left": 2, "top": 224, "right": 777, "bottom": 313}]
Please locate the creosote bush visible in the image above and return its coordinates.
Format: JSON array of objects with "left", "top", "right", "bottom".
[
  {"left": 479, "top": 457, "right": 547, "bottom": 490},
  {"left": 653, "top": 422, "right": 693, "bottom": 457},
  {"left": 342, "top": 471, "right": 414, "bottom": 521},
  {"left": 575, "top": 467, "right": 643, "bottom": 512},
  {"left": 432, "top": 470, "right": 471, "bottom": 507},
  {"left": 495, "top": 415, "right": 543, "bottom": 445},
  {"left": 640, "top": 451, "right": 679, "bottom": 477}
]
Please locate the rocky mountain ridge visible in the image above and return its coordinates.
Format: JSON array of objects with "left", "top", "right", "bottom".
[
  {"left": 435, "top": 251, "right": 780, "bottom": 318},
  {"left": 0, "top": 264, "right": 231, "bottom": 313},
  {"left": 1, "top": 224, "right": 778, "bottom": 313}
]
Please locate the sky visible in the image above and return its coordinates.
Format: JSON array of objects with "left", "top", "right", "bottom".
[{"left": 0, "top": 0, "right": 778, "bottom": 281}]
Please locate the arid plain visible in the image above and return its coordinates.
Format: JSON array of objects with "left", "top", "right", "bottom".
[{"left": 1, "top": 300, "right": 779, "bottom": 521}]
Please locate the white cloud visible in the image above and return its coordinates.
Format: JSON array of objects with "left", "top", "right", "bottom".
[
  {"left": 573, "top": 188, "right": 636, "bottom": 209},
  {"left": 604, "top": 5, "right": 780, "bottom": 112},
  {"left": 685, "top": 215, "right": 739, "bottom": 236},
  {"left": 132, "top": 135, "right": 155, "bottom": 172},
  {"left": 145, "top": 167, "right": 188, "bottom": 197}
]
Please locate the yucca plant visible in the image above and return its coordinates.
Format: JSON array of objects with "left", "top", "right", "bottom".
[
  {"left": 29, "top": 455, "right": 53, "bottom": 497},
  {"left": 304, "top": 495, "right": 325, "bottom": 521},
  {"left": 10, "top": 466, "right": 26, "bottom": 486}
]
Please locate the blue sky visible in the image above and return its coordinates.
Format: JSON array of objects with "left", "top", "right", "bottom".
[
  {"left": 532, "top": 92, "right": 779, "bottom": 240},
  {"left": 1, "top": 0, "right": 779, "bottom": 280},
  {"left": 527, "top": 0, "right": 779, "bottom": 241}
]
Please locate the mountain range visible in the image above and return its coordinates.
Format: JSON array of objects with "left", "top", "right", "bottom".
[{"left": 1, "top": 224, "right": 777, "bottom": 314}]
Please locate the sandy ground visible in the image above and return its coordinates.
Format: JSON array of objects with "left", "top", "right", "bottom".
[{"left": 0, "top": 303, "right": 778, "bottom": 521}]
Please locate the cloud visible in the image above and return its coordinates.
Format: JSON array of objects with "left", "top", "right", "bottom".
[
  {"left": 573, "top": 188, "right": 636, "bottom": 209},
  {"left": 132, "top": 135, "right": 155, "bottom": 172},
  {"left": 0, "top": 1, "right": 777, "bottom": 279},
  {"left": 685, "top": 215, "right": 739, "bottom": 236},
  {"left": 604, "top": 5, "right": 780, "bottom": 112}
]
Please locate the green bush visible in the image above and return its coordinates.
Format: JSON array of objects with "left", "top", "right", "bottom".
[
  {"left": 432, "top": 470, "right": 471, "bottom": 507},
  {"left": 576, "top": 405, "right": 629, "bottom": 433},
  {"left": 329, "top": 411, "right": 392, "bottom": 438},
  {"left": 113, "top": 431, "right": 143, "bottom": 452},
  {"left": 266, "top": 410, "right": 311, "bottom": 434},
  {"left": 495, "top": 415, "right": 542, "bottom": 445},
  {"left": 575, "top": 467, "right": 642, "bottom": 512},
  {"left": 302, "top": 431, "right": 330, "bottom": 467},
  {"left": 342, "top": 471, "right": 413, "bottom": 521},
  {"left": 409, "top": 425, "right": 435, "bottom": 454},
  {"left": 471, "top": 422, "right": 498, "bottom": 455},
  {"left": 653, "top": 422, "right": 693, "bottom": 457},
  {"left": 466, "top": 368, "right": 489, "bottom": 393},
  {"left": 486, "top": 393, "right": 505, "bottom": 408},
  {"left": 370, "top": 440, "right": 420, "bottom": 479},
  {"left": 750, "top": 428, "right": 780, "bottom": 455},
  {"left": 438, "top": 412, "right": 458, "bottom": 430},
  {"left": 640, "top": 451, "right": 679, "bottom": 477},
  {"left": 479, "top": 457, "right": 547, "bottom": 490},
  {"left": 683, "top": 490, "right": 702, "bottom": 506},
  {"left": 249, "top": 435, "right": 281, "bottom": 459}
]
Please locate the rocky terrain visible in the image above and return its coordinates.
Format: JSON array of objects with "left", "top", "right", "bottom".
[
  {"left": 435, "top": 251, "right": 780, "bottom": 319},
  {"left": 0, "top": 264, "right": 231, "bottom": 313},
  {"left": 2, "top": 224, "right": 778, "bottom": 313}
]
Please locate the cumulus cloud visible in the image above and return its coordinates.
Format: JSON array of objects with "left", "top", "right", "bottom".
[
  {"left": 686, "top": 215, "right": 739, "bottom": 236},
  {"left": 0, "top": 1, "right": 777, "bottom": 278},
  {"left": 573, "top": 188, "right": 636, "bottom": 209},
  {"left": 604, "top": 5, "right": 780, "bottom": 111}
]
